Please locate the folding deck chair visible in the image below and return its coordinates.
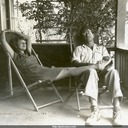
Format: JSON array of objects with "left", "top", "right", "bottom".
[{"left": 0, "top": 32, "right": 63, "bottom": 111}]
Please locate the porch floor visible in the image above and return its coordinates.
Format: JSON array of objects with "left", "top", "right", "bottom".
[{"left": 0, "top": 83, "right": 128, "bottom": 127}]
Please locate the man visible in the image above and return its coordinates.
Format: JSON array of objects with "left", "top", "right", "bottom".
[{"left": 71, "top": 28, "right": 123, "bottom": 125}]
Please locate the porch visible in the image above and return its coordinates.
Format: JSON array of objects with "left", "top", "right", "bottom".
[
  {"left": 0, "top": 83, "right": 128, "bottom": 126},
  {"left": 0, "top": 43, "right": 128, "bottom": 127}
]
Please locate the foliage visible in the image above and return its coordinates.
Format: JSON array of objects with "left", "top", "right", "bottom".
[
  {"left": 19, "top": 1, "right": 55, "bottom": 32},
  {"left": 18, "top": 0, "right": 116, "bottom": 46}
]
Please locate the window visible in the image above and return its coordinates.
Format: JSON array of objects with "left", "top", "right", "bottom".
[
  {"left": 116, "top": 0, "right": 128, "bottom": 50},
  {"left": 0, "top": 0, "right": 14, "bottom": 30},
  {"left": 14, "top": 0, "right": 67, "bottom": 43},
  {"left": 125, "top": 0, "right": 128, "bottom": 46},
  {"left": 0, "top": 0, "right": 7, "bottom": 30}
]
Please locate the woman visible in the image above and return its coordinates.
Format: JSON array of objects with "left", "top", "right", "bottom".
[{"left": 1, "top": 30, "right": 109, "bottom": 83}]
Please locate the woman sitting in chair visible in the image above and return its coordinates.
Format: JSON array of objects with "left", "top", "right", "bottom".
[{"left": 1, "top": 29, "right": 110, "bottom": 83}]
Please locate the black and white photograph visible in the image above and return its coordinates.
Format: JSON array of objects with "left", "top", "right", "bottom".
[{"left": 0, "top": 0, "right": 128, "bottom": 127}]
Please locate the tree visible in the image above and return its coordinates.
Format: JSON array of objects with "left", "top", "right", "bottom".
[{"left": 18, "top": 0, "right": 116, "bottom": 46}]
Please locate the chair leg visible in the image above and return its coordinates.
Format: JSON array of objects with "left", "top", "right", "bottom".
[
  {"left": 0, "top": 58, "right": 15, "bottom": 100},
  {"left": 51, "top": 83, "right": 64, "bottom": 102},
  {"left": 24, "top": 85, "right": 39, "bottom": 111},
  {"left": 75, "top": 85, "right": 113, "bottom": 111},
  {"left": 75, "top": 84, "right": 81, "bottom": 111},
  {"left": 22, "top": 83, "right": 63, "bottom": 111},
  {"left": 8, "top": 57, "right": 13, "bottom": 96},
  {"left": 26, "top": 82, "right": 64, "bottom": 111},
  {"left": 68, "top": 77, "right": 72, "bottom": 94}
]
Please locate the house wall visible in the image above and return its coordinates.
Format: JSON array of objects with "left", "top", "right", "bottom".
[
  {"left": 115, "top": 0, "right": 128, "bottom": 89},
  {"left": 116, "top": 49, "right": 128, "bottom": 89}
]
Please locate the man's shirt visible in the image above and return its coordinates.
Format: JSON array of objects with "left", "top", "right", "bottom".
[{"left": 72, "top": 44, "right": 109, "bottom": 64}]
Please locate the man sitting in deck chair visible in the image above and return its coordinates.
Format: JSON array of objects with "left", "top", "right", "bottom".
[{"left": 71, "top": 27, "right": 123, "bottom": 125}]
